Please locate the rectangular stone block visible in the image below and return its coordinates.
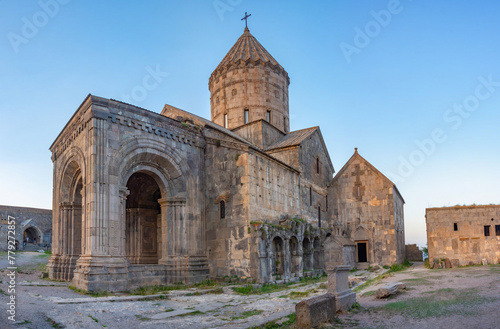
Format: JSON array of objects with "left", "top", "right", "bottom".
[{"left": 295, "top": 293, "right": 336, "bottom": 329}]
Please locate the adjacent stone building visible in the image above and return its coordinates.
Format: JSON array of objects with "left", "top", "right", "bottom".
[
  {"left": 328, "top": 150, "right": 405, "bottom": 268},
  {"left": 0, "top": 205, "right": 52, "bottom": 251},
  {"left": 426, "top": 205, "right": 500, "bottom": 266},
  {"left": 48, "top": 27, "right": 405, "bottom": 291}
]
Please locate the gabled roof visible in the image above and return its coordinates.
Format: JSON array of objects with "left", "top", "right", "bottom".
[
  {"left": 264, "top": 127, "right": 318, "bottom": 151},
  {"left": 332, "top": 149, "right": 405, "bottom": 203},
  {"left": 212, "top": 27, "right": 286, "bottom": 75}
]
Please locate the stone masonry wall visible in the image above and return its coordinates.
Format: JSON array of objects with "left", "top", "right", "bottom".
[
  {"left": 426, "top": 205, "right": 500, "bottom": 265},
  {"left": 0, "top": 205, "right": 52, "bottom": 251},
  {"left": 329, "top": 156, "right": 401, "bottom": 266}
]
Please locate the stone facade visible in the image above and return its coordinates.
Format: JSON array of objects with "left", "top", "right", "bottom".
[
  {"left": 426, "top": 205, "right": 500, "bottom": 266},
  {"left": 405, "top": 244, "right": 423, "bottom": 261},
  {"left": 0, "top": 205, "right": 52, "bottom": 251},
  {"left": 328, "top": 150, "right": 405, "bottom": 268},
  {"left": 48, "top": 27, "right": 405, "bottom": 291}
]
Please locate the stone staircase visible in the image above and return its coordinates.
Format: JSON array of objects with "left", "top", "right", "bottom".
[{"left": 23, "top": 243, "right": 42, "bottom": 251}]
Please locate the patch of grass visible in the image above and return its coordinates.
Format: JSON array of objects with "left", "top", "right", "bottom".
[
  {"left": 46, "top": 316, "right": 63, "bottom": 328},
  {"left": 37, "top": 263, "right": 47, "bottom": 272},
  {"left": 349, "top": 302, "right": 361, "bottom": 312},
  {"left": 193, "top": 279, "right": 219, "bottom": 289},
  {"left": 381, "top": 288, "right": 496, "bottom": 318},
  {"left": 88, "top": 315, "right": 98, "bottom": 323},
  {"left": 233, "top": 283, "right": 292, "bottom": 295},
  {"left": 174, "top": 310, "right": 206, "bottom": 317},
  {"left": 129, "top": 284, "right": 184, "bottom": 295},
  {"left": 285, "top": 288, "right": 318, "bottom": 299},
  {"left": 401, "top": 278, "right": 433, "bottom": 286},
  {"left": 230, "top": 309, "right": 264, "bottom": 320},
  {"left": 361, "top": 290, "right": 377, "bottom": 297},
  {"left": 354, "top": 261, "right": 412, "bottom": 293},
  {"left": 318, "top": 283, "right": 327, "bottom": 289},
  {"left": 164, "top": 308, "right": 174, "bottom": 312},
  {"left": 16, "top": 320, "right": 32, "bottom": 325},
  {"left": 68, "top": 286, "right": 110, "bottom": 297},
  {"left": 298, "top": 274, "right": 327, "bottom": 284},
  {"left": 134, "top": 315, "right": 150, "bottom": 321}
]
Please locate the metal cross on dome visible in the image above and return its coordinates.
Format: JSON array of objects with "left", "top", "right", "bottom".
[{"left": 241, "top": 12, "right": 251, "bottom": 28}]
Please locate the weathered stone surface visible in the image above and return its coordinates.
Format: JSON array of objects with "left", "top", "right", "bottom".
[
  {"left": 47, "top": 28, "right": 405, "bottom": 292},
  {"left": 444, "top": 258, "right": 452, "bottom": 268},
  {"left": 376, "top": 282, "right": 406, "bottom": 299},
  {"left": 0, "top": 205, "right": 52, "bottom": 251},
  {"left": 405, "top": 244, "right": 423, "bottom": 261},
  {"left": 328, "top": 150, "right": 406, "bottom": 268},
  {"left": 295, "top": 293, "right": 336, "bottom": 329},
  {"left": 426, "top": 205, "right": 500, "bottom": 267},
  {"left": 327, "top": 266, "right": 356, "bottom": 313}
]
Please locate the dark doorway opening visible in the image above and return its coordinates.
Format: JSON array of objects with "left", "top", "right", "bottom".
[{"left": 357, "top": 242, "right": 368, "bottom": 263}]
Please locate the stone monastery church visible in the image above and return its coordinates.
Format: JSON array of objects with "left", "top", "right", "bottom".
[{"left": 48, "top": 26, "right": 405, "bottom": 291}]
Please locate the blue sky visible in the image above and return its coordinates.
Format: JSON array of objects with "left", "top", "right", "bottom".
[{"left": 1, "top": 0, "right": 499, "bottom": 246}]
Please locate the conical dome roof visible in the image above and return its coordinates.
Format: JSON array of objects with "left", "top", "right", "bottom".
[{"left": 212, "top": 28, "right": 286, "bottom": 76}]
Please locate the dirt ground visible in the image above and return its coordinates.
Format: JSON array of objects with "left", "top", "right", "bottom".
[{"left": 0, "top": 254, "right": 499, "bottom": 329}]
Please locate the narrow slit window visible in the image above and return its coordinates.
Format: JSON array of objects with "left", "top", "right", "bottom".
[
  {"left": 316, "top": 158, "right": 320, "bottom": 174},
  {"left": 484, "top": 225, "right": 490, "bottom": 237},
  {"left": 326, "top": 194, "right": 328, "bottom": 211},
  {"left": 318, "top": 206, "right": 321, "bottom": 228},
  {"left": 453, "top": 223, "right": 458, "bottom": 231},
  {"left": 220, "top": 201, "right": 225, "bottom": 219},
  {"left": 309, "top": 187, "right": 312, "bottom": 205},
  {"left": 283, "top": 116, "right": 287, "bottom": 131},
  {"left": 224, "top": 114, "right": 228, "bottom": 128},
  {"left": 244, "top": 109, "right": 249, "bottom": 124},
  {"left": 496, "top": 225, "right": 500, "bottom": 236},
  {"left": 266, "top": 110, "right": 271, "bottom": 123}
]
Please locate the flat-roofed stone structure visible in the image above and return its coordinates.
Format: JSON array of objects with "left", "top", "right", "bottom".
[{"left": 426, "top": 205, "right": 500, "bottom": 266}]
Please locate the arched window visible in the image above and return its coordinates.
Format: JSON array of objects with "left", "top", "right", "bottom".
[
  {"left": 266, "top": 110, "right": 271, "bottom": 123},
  {"left": 220, "top": 200, "right": 225, "bottom": 219}
]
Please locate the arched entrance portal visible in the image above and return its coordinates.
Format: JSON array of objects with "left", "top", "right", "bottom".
[
  {"left": 272, "top": 237, "right": 284, "bottom": 277},
  {"left": 48, "top": 160, "right": 84, "bottom": 281},
  {"left": 289, "top": 236, "right": 300, "bottom": 276},
  {"left": 302, "top": 238, "right": 312, "bottom": 271},
  {"left": 23, "top": 227, "right": 41, "bottom": 245},
  {"left": 125, "top": 172, "right": 162, "bottom": 264},
  {"left": 313, "top": 237, "right": 323, "bottom": 270}
]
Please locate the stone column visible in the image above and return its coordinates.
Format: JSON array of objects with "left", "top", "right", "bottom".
[
  {"left": 118, "top": 187, "right": 129, "bottom": 258},
  {"left": 284, "top": 238, "right": 291, "bottom": 280},
  {"left": 327, "top": 265, "right": 356, "bottom": 314}
]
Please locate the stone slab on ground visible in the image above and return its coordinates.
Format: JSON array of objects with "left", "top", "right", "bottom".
[
  {"left": 376, "top": 282, "right": 406, "bottom": 299},
  {"left": 295, "top": 293, "right": 336, "bottom": 329}
]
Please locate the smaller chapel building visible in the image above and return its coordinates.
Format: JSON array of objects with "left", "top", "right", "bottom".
[{"left": 328, "top": 149, "right": 406, "bottom": 268}]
